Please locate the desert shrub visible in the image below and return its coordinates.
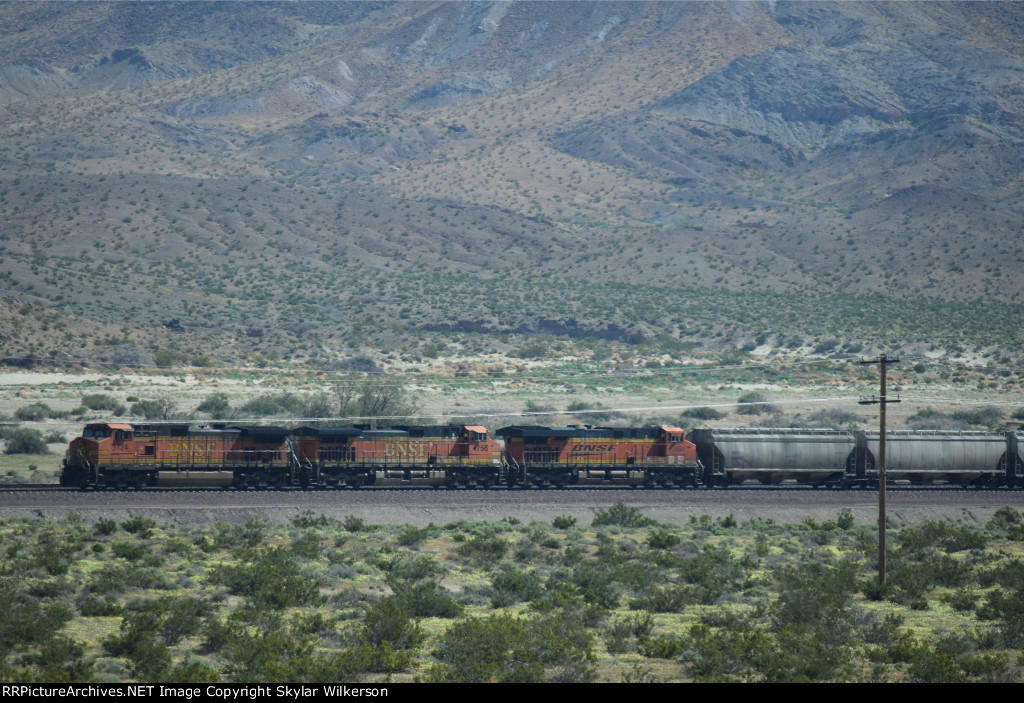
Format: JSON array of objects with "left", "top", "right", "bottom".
[
  {"left": 81, "top": 394, "right": 126, "bottom": 415},
  {"left": 647, "top": 528, "right": 681, "bottom": 549},
  {"left": 906, "top": 645, "right": 968, "bottom": 683},
  {"left": 391, "top": 582, "right": 463, "bottom": 618},
  {"left": 212, "top": 548, "right": 322, "bottom": 610},
  {"left": 837, "top": 508, "right": 855, "bottom": 530},
  {"left": 361, "top": 597, "right": 424, "bottom": 650},
  {"left": 514, "top": 340, "right": 550, "bottom": 360},
  {"left": 121, "top": 516, "right": 157, "bottom": 538},
  {"left": 4, "top": 428, "right": 48, "bottom": 455},
  {"left": 684, "top": 406, "right": 726, "bottom": 421},
  {"left": 761, "top": 560, "right": 859, "bottom": 681},
  {"left": 129, "top": 397, "right": 176, "bottom": 420},
  {"left": 102, "top": 609, "right": 171, "bottom": 679},
  {"left": 552, "top": 515, "right": 576, "bottom": 529},
  {"left": 342, "top": 515, "right": 366, "bottom": 532},
  {"left": 290, "top": 511, "right": 334, "bottom": 529},
  {"left": 898, "top": 521, "right": 987, "bottom": 553},
  {"left": 384, "top": 554, "right": 441, "bottom": 583},
  {"left": 951, "top": 406, "right": 1005, "bottom": 428},
  {"left": 491, "top": 567, "right": 543, "bottom": 608},
  {"left": 289, "top": 532, "right": 321, "bottom": 560},
  {"left": 736, "top": 392, "right": 777, "bottom": 415},
  {"left": 19, "top": 636, "right": 95, "bottom": 683},
  {"left": 397, "top": 524, "right": 430, "bottom": 546},
  {"left": 221, "top": 621, "right": 356, "bottom": 682},
  {"left": 457, "top": 535, "right": 508, "bottom": 564},
  {"left": 428, "top": 611, "right": 594, "bottom": 683},
  {"left": 14, "top": 403, "right": 53, "bottom": 421},
  {"left": 639, "top": 633, "right": 688, "bottom": 659},
  {"left": 976, "top": 583, "right": 1024, "bottom": 646},
  {"left": 76, "top": 593, "right": 123, "bottom": 617},
  {"left": 112, "top": 541, "right": 147, "bottom": 561},
  {"left": 196, "top": 393, "right": 231, "bottom": 419},
  {"left": 592, "top": 502, "right": 656, "bottom": 528}
]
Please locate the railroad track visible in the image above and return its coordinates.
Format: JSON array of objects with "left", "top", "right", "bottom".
[{"left": 1, "top": 482, "right": 1022, "bottom": 494}]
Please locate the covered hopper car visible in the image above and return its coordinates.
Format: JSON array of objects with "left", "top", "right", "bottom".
[{"left": 692, "top": 428, "right": 1024, "bottom": 487}]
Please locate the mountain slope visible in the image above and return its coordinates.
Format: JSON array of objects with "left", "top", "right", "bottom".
[{"left": 0, "top": 1, "right": 1021, "bottom": 369}]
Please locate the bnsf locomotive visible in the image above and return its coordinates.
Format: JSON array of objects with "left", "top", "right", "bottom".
[{"left": 60, "top": 421, "right": 1024, "bottom": 489}]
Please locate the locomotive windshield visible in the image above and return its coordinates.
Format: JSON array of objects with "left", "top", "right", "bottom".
[{"left": 82, "top": 427, "right": 111, "bottom": 439}]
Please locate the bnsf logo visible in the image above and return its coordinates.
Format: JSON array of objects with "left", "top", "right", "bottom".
[
  {"left": 165, "top": 441, "right": 216, "bottom": 457},
  {"left": 571, "top": 444, "right": 616, "bottom": 453},
  {"left": 382, "top": 441, "right": 430, "bottom": 457}
]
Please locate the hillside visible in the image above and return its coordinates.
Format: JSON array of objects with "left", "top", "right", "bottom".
[{"left": 0, "top": 1, "right": 1022, "bottom": 371}]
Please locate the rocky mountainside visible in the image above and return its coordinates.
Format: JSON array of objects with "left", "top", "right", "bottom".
[{"left": 0, "top": 1, "right": 1021, "bottom": 369}]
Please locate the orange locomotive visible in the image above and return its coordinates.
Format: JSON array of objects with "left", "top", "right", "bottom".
[
  {"left": 61, "top": 423, "right": 294, "bottom": 488},
  {"left": 496, "top": 425, "right": 700, "bottom": 487},
  {"left": 294, "top": 425, "right": 502, "bottom": 488},
  {"left": 62, "top": 422, "right": 503, "bottom": 489}
]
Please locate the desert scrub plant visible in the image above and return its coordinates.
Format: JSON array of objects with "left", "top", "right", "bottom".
[
  {"left": 592, "top": 502, "right": 656, "bottom": 528},
  {"left": 736, "top": 392, "right": 777, "bottom": 415},
  {"left": 212, "top": 548, "right": 322, "bottom": 610},
  {"left": 457, "top": 535, "right": 508, "bottom": 565},
  {"left": 490, "top": 566, "right": 543, "bottom": 608},
  {"left": 427, "top": 611, "right": 595, "bottom": 683},
  {"left": 4, "top": 428, "right": 49, "bottom": 455},
  {"left": 647, "top": 528, "right": 681, "bottom": 549},
  {"left": 81, "top": 393, "right": 126, "bottom": 415}
]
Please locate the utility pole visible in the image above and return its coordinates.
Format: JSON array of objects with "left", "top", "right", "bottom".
[{"left": 860, "top": 354, "right": 900, "bottom": 584}]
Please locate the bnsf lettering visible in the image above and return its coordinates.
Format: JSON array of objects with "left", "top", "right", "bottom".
[
  {"left": 571, "top": 444, "right": 616, "bottom": 453},
  {"left": 382, "top": 441, "right": 432, "bottom": 457},
  {"left": 165, "top": 441, "right": 216, "bottom": 458}
]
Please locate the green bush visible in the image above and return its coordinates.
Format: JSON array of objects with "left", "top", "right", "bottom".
[
  {"left": 15, "top": 403, "right": 53, "bottom": 421},
  {"left": 212, "top": 548, "right": 322, "bottom": 610},
  {"left": 81, "top": 394, "right": 126, "bottom": 415},
  {"left": 129, "top": 397, "right": 176, "bottom": 421},
  {"left": 684, "top": 407, "right": 726, "bottom": 421},
  {"left": 491, "top": 568, "right": 543, "bottom": 608},
  {"left": 4, "top": 428, "right": 49, "bottom": 455},
  {"left": 428, "top": 612, "right": 594, "bottom": 683},
  {"left": 592, "top": 502, "right": 656, "bottom": 528},
  {"left": 648, "top": 529, "right": 681, "bottom": 549},
  {"left": 361, "top": 597, "right": 424, "bottom": 650},
  {"left": 196, "top": 393, "right": 231, "bottom": 419}
]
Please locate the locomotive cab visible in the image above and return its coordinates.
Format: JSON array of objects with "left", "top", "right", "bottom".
[{"left": 62, "top": 423, "right": 139, "bottom": 487}]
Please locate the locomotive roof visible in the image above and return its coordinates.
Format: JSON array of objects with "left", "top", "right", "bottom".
[
  {"left": 295, "top": 426, "right": 365, "bottom": 438},
  {"left": 299, "top": 425, "right": 473, "bottom": 439},
  {"left": 496, "top": 426, "right": 667, "bottom": 440}
]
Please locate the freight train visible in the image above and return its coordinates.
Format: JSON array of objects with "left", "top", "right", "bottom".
[{"left": 60, "top": 421, "right": 1024, "bottom": 489}]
